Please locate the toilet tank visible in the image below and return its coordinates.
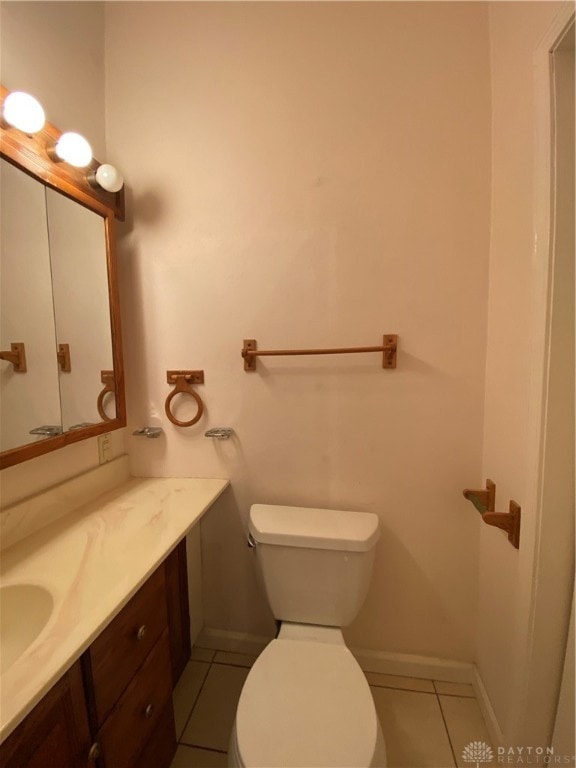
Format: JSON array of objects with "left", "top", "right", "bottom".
[{"left": 249, "top": 504, "right": 379, "bottom": 627}]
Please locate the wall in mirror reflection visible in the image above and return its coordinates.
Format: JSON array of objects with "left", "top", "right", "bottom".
[{"left": 0, "top": 158, "right": 115, "bottom": 452}]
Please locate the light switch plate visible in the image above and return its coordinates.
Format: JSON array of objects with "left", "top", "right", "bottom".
[{"left": 98, "top": 433, "right": 113, "bottom": 464}]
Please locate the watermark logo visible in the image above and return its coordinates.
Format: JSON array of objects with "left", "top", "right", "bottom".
[
  {"left": 463, "top": 741, "right": 495, "bottom": 768},
  {"left": 461, "top": 743, "right": 575, "bottom": 765}
]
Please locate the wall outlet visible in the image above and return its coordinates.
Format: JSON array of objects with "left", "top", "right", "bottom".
[{"left": 98, "top": 433, "right": 113, "bottom": 464}]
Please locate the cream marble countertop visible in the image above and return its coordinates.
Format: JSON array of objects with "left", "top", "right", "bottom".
[{"left": 0, "top": 475, "right": 229, "bottom": 744}]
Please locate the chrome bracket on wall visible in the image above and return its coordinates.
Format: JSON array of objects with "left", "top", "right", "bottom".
[{"left": 132, "top": 427, "right": 164, "bottom": 438}]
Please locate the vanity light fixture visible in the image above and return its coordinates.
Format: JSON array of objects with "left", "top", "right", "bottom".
[
  {"left": 90, "top": 163, "right": 124, "bottom": 193},
  {"left": 2, "top": 91, "right": 45, "bottom": 134},
  {"left": 52, "top": 131, "right": 93, "bottom": 168}
]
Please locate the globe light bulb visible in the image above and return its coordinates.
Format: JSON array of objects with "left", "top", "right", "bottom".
[
  {"left": 54, "top": 132, "right": 92, "bottom": 168},
  {"left": 3, "top": 91, "right": 45, "bottom": 134},
  {"left": 95, "top": 163, "right": 124, "bottom": 193}
]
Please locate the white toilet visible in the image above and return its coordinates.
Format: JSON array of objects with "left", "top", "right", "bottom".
[{"left": 229, "top": 504, "right": 387, "bottom": 768}]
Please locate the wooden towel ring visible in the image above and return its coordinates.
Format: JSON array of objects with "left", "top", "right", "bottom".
[
  {"left": 165, "top": 370, "right": 205, "bottom": 427},
  {"left": 97, "top": 371, "right": 115, "bottom": 422}
]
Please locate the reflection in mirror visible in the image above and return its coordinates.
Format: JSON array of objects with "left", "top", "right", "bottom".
[
  {"left": 0, "top": 159, "right": 61, "bottom": 451},
  {"left": 46, "top": 189, "right": 115, "bottom": 429}
]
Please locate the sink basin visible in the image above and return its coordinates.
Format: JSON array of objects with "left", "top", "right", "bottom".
[{"left": 0, "top": 584, "right": 53, "bottom": 674}]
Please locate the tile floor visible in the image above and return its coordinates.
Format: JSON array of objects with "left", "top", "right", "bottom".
[{"left": 170, "top": 645, "right": 494, "bottom": 768}]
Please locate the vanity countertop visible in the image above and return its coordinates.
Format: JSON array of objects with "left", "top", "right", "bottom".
[{"left": 0, "top": 475, "right": 229, "bottom": 743}]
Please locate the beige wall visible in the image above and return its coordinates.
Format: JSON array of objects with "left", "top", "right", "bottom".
[
  {"left": 0, "top": 1, "right": 126, "bottom": 508},
  {"left": 0, "top": 1, "right": 106, "bottom": 159},
  {"left": 105, "top": 2, "right": 491, "bottom": 660},
  {"left": 478, "top": 0, "right": 572, "bottom": 743}
]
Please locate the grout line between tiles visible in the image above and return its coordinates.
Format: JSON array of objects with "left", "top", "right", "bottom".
[
  {"left": 211, "top": 660, "right": 253, "bottom": 669},
  {"left": 436, "top": 693, "right": 458, "bottom": 768},
  {"left": 369, "top": 684, "right": 437, "bottom": 695},
  {"left": 178, "top": 743, "right": 228, "bottom": 755},
  {"left": 177, "top": 660, "right": 213, "bottom": 743},
  {"left": 434, "top": 691, "right": 476, "bottom": 698}
]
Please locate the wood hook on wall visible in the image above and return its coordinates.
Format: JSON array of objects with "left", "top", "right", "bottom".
[
  {"left": 97, "top": 370, "right": 115, "bottom": 422},
  {"left": 463, "top": 478, "right": 496, "bottom": 514},
  {"left": 165, "top": 370, "right": 205, "bottom": 427},
  {"left": 482, "top": 501, "right": 521, "bottom": 550},
  {"left": 57, "top": 343, "right": 71, "bottom": 372},
  {"left": 463, "top": 479, "right": 521, "bottom": 549},
  {"left": 0, "top": 342, "right": 27, "bottom": 372}
]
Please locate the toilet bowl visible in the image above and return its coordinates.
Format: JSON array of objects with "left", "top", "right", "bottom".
[
  {"left": 229, "top": 624, "right": 387, "bottom": 767},
  {"left": 229, "top": 504, "right": 387, "bottom": 768}
]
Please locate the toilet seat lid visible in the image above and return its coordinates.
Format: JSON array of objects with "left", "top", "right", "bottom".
[{"left": 236, "top": 639, "right": 378, "bottom": 767}]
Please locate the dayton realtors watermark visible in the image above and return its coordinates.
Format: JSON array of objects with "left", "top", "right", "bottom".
[
  {"left": 497, "top": 747, "right": 574, "bottom": 765},
  {"left": 462, "top": 741, "right": 575, "bottom": 767}
]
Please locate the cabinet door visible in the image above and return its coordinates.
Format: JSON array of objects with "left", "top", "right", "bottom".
[
  {"left": 0, "top": 661, "right": 92, "bottom": 768},
  {"left": 165, "top": 539, "right": 191, "bottom": 685}
]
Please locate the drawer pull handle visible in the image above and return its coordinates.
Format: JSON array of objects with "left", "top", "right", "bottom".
[
  {"left": 136, "top": 625, "right": 147, "bottom": 641},
  {"left": 88, "top": 742, "right": 101, "bottom": 762},
  {"left": 144, "top": 703, "right": 154, "bottom": 719}
]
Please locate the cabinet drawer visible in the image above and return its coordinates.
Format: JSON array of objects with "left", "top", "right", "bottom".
[
  {"left": 134, "top": 702, "right": 177, "bottom": 768},
  {"left": 87, "top": 564, "right": 168, "bottom": 726},
  {"left": 99, "top": 629, "right": 174, "bottom": 768}
]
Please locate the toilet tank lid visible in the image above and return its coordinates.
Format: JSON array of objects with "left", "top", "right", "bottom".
[{"left": 249, "top": 504, "right": 379, "bottom": 552}]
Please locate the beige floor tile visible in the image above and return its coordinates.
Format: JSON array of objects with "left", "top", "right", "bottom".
[
  {"left": 439, "top": 695, "right": 496, "bottom": 768},
  {"left": 173, "top": 661, "right": 210, "bottom": 739},
  {"left": 190, "top": 646, "right": 216, "bottom": 663},
  {"left": 366, "top": 672, "right": 435, "bottom": 693},
  {"left": 182, "top": 664, "right": 249, "bottom": 751},
  {"left": 213, "top": 650, "right": 259, "bottom": 668},
  {"left": 170, "top": 744, "right": 227, "bottom": 768},
  {"left": 371, "top": 687, "right": 455, "bottom": 767},
  {"left": 434, "top": 681, "right": 475, "bottom": 698}
]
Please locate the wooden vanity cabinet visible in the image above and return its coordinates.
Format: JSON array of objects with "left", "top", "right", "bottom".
[
  {"left": 83, "top": 541, "right": 190, "bottom": 768},
  {"left": 0, "top": 540, "right": 191, "bottom": 768},
  {"left": 165, "top": 537, "right": 192, "bottom": 684},
  {"left": 0, "top": 661, "right": 92, "bottom": 768}
]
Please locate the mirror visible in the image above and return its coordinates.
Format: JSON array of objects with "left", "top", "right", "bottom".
[
  {"left": 45, "top": 187, "right": 115, "bottom": 431},
  {"left": 0, "top": 87, "right": 125, "bottom": 469},
  {"left": 0, "top": 159, "right": 61, "bottom": 451}
]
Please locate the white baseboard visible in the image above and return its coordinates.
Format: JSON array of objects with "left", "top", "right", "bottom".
[
  {"left": 196, "top": 627, "right": 273, "bottom": 655},
  {"left": 472, "top": 665, "right": 504, "bottom": 748},
  {"left": 350, "top": 646, "right": 476, "bottom": 683},
  {"left": 197, "top": 627, "right": 505, "bottom": 745},
  {"left": 196, "top": 627, "right": 476, "bottom": 683}
]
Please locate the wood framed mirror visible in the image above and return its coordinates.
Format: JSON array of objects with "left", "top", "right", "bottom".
[{"left": 0, "top": 85, "right": 126, "bottom": 469}]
